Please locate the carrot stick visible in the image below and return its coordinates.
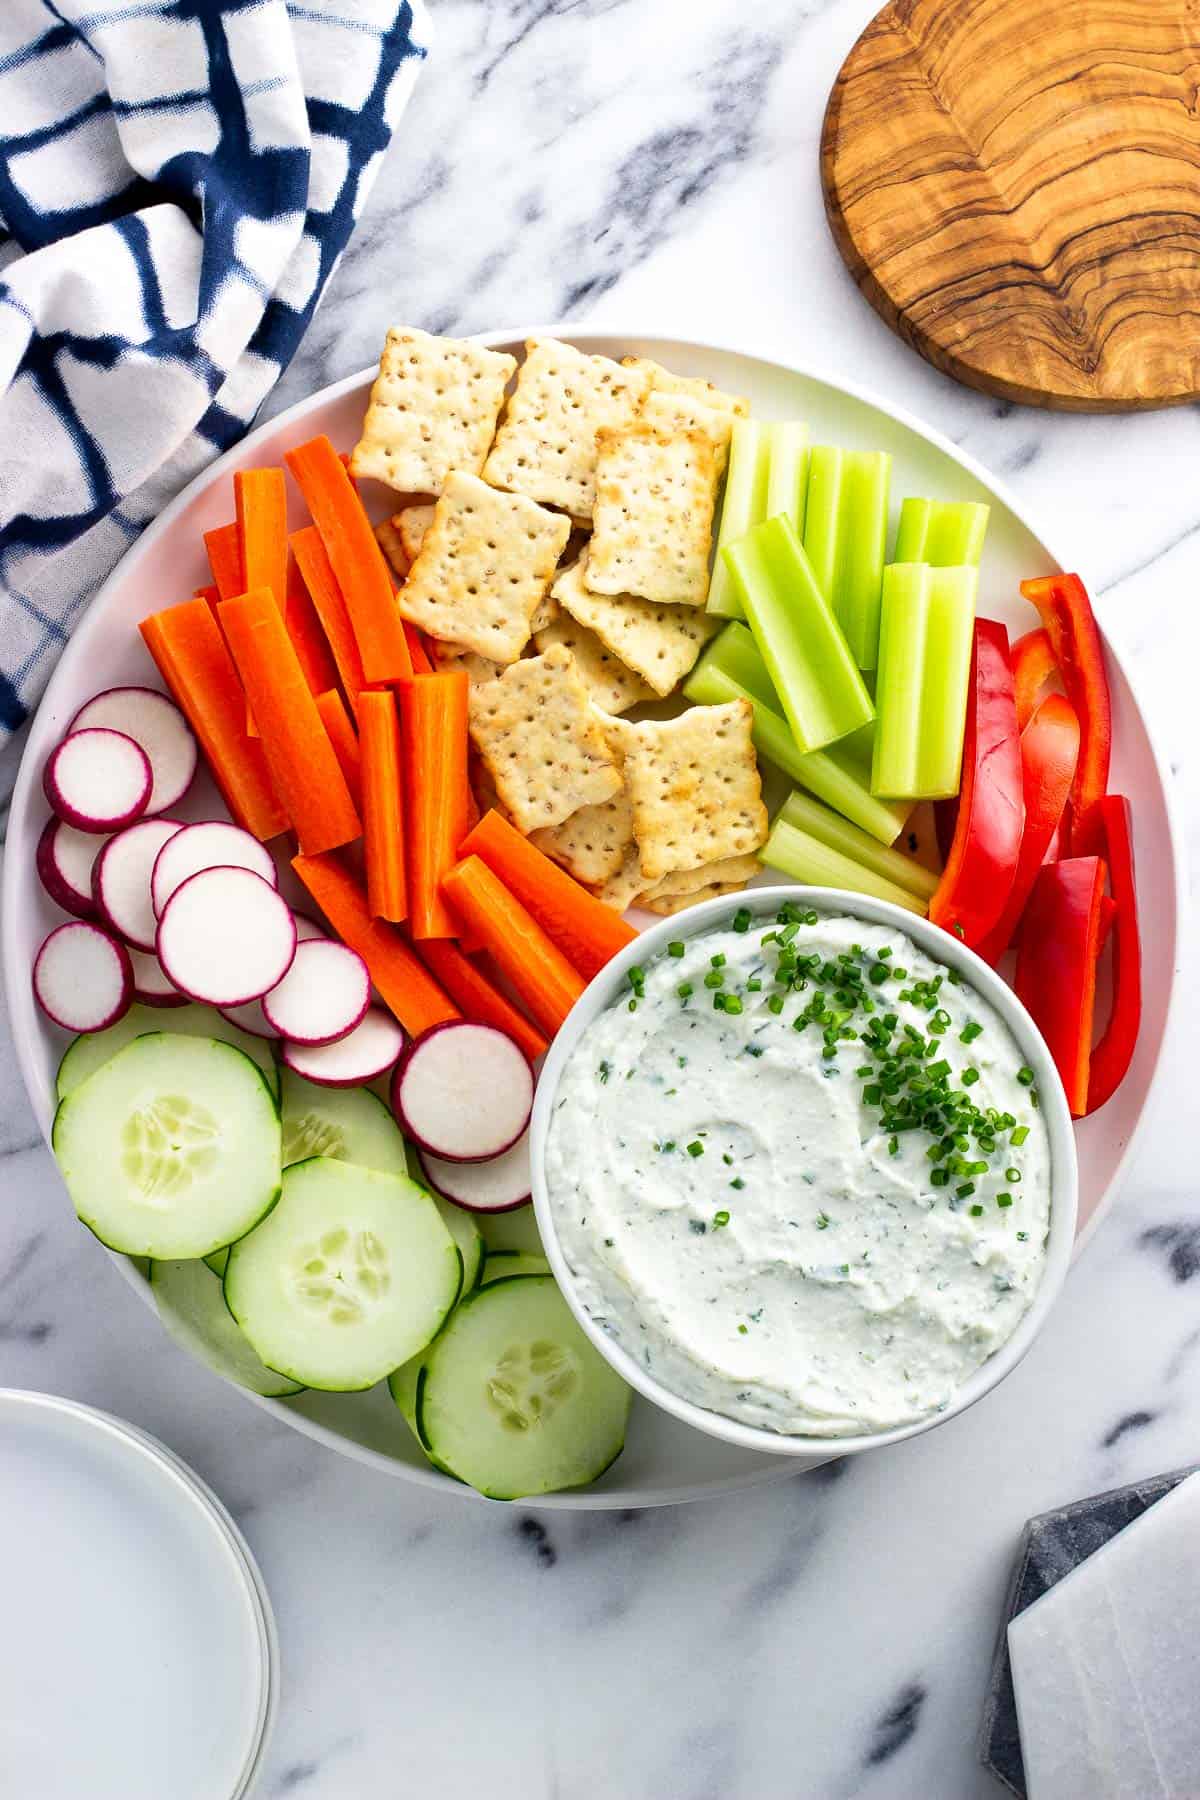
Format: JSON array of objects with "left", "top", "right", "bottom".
[
  {"left": 358, "top": 690, "right": 408, "bottom": 921},
  {"left": 292, "top": 852, "right": 459, "bottom": 1036},
  {"left": 234, "top": 469, "right": 288, "bottom": 611},
  {"left": 315, "top": 689, "right": 362, "bottom": 811},
  {"left": 415, "top": 938, "right": 548, "bottom": 1062},
  {"left": 285, "top": 552, "right": 339, "bottom": 697},
  {"left": 441, "top": 856, "right": 585, "bottom": 1037},
  {"left": 459, "top": 809, "right": 637, "bottom": 980},
  {"left": 194, "top": 583, "right": 220, "bottom": 610},
  {"left": 402, "top": 671, "right": 468, "bottom": 938},
  {"left": 290, "top": 526, "right": 367, "bottom": 716},
  {"left": 219, "top": 587, "right": 361, "bottom": 855},
  {"left": 204, "top": 523, "right": 243, "bottom": 601},
  {"left": 285, "top": 435, "right": 412, "bottom": 684},
  {"left": 139, "top": 600, "right": 288, "bottom": 841},
  {"left": 403, "top": 621, "right": 433, "bottom": 675}
]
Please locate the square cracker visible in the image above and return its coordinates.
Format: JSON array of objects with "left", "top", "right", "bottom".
[
  {"left": 468, "top": 643, "right": 622, "bottom": 834},
  {"left": 605, "top": 701, "right": 767, "bottom": 883},
  {"left": 375, "top": 515, "right": 409, "bottom": 580},
  {"left": 351, "top": 328, "right": 516, "bottom": 495},
  {"left": 642, "top": 854, "right": 762, "bottom": 901},
  {"left": 586, "top": 426, "right": 720, "bottom": 607},
  {"left": 643, "top": 880, "right": 749, "bottom": 916},
  {"left": 398, "top": 471, "right": 571, "bottom": 665},
  {"left": 531, "top": 786, "right": 635, "bottom": 887},
  {"left": 641, "top": 390, "right": 734, "bottom": 472},
  {"left": 482, "top": 339, "right": 651, "bottom": 519},
  {"left": 397, "top": 502, "right": 437, "bottom": 563},
  {"left": 534, "top": 609, "right": 656, "bottom": 716},
  {"left": 622, "top": 357, "right": 750, "bottom": 418},
  {"left": 553, "top": 549, "right": 717, "bottom": 697}
]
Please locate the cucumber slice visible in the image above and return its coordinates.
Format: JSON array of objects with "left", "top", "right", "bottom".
[
  {"left": 52, "top": 1034, "right": 281, "bottom": 1259},
  {"left": 388, "top": 1357, "right": 428, "bottom": 1447},
  {"left": 225, "top": 1158, "right": 460, "bottom": 1391},
  {"left": 480, "top": 1251, "right": 550, "bottom": 1285},
  {"left": 434, "top": 1197, "right": 484, "bottom": 1297},
  {"left": 280, "top": 1069, "right": 407, "bottom": 1172},
  {"left": 150, "top": 1258, "right": 304, "bottom": 1398},
  {"left": 204, "top": 1248, "right": 229, "bottom": 1278},
  {"left": 419, "top": 1276, "right": 631, "bottom": 1500},
  {"left": 478, "top": 1206, "right": 544, "bottom": 1258},
  {"left": 56, "top": 1002, "right": 279, "bottom": 1103}
]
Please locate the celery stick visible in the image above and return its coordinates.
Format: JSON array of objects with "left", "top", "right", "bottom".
[
  {"left": 917, "top": 565, "right": 977, "bottom": 796},
  {"left": 872, "top": 564, "right": 930, "bottom": 798},
  {"left": 778, "top": 791, "right": 937, "bottom": 901},
  {"left": 802, "top": 446, "right": 892, "bottom": 670},
  {"left": 707, "top": 421, "right": 770, "bottom": 618},
  {"left": 725, "top": 515, "right": 874, "bottom": 753},
  {"left": 764, "top": 422, "right": 809, "bottom": 531},
  {"left": 683, "top": 653, "right": 909, "bottom": 845},
  {"left": 894, "top": 498, "right": 989, "bottom": 567},
  {"left": 761, "top": 818, "right": 927, "bottom": 916},
  {"left": 872, "top": 564, "right": 977, "bottom": 800}
]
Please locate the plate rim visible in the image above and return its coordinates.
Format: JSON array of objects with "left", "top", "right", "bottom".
[{"left": 3, "top": 324, "right": 1184, "bottom": 1509}]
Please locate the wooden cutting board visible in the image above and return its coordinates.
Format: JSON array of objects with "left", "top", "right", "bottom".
[{"left": 821, "top": 0, "right": 1200, "bottom": 411}]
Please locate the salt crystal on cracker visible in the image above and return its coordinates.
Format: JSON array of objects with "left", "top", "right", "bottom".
[
  {"left": 468, "top": 643, "right": 622, "bottom": 834},
  {"left": 482, "top": 339, "right": 651, "bottom": 520},
  {"left": 398, "top": 471, "right": 570, "bottom": 666},
  {"left": 553, "top": 548, "right": 717, "bottom": 696},
  {"left": 534, "top": 608, "right": 656, "bottom": 716},
  {"left": 586, "top": 425, "right": 720, "bottom": 607},
  {"left": 351, "top": 327, "right": 516, "bottom": 496},
  {"left": 605, "top": 701, "right": 767, "bottom": 883}
]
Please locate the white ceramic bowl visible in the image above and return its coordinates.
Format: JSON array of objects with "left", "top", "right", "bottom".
[{"left": 531, "top": 886, "right": 1079, "bottom": 1460}]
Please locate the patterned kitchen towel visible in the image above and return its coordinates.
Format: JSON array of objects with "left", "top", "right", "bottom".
[{"left": 0, "top": 0, "right": 428, "bottom": 744}]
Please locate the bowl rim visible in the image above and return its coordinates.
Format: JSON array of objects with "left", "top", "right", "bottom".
[{"left": 530, "top": 884, "right": 1080, "bottom": 1459}]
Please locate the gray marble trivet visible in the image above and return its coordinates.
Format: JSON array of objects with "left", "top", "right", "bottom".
[{"left": 979, "top": 1462, "right": 1200, "bottom": 1797}]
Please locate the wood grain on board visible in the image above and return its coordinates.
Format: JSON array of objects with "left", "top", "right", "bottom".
[{"left": 820, "top": 0, "right": 1200, "bottom": 411}]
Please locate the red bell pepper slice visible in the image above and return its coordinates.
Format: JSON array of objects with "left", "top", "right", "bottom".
[
  {"left": 1086, "top": 796, "right": 1141, "bottom": 1114},
  {"left": 1019, "top": 574, "right": 1111, "bottom": 853},
  {"left": 929, "top": 619, "right": 1024, "bottom": 949},
  {"left": 1015, "top": 856, "right": 1106, "bottom": 1117},
  {"left": 1011, "top": 627, "right": 1058, "bottom": 730},
  {"left": 977, "top": 693, "right": 1079, "bottom": 965}
]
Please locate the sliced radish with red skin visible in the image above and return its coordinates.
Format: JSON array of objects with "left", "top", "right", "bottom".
[
  {"left": 43, "top": 729, "right": 151, "bottom": 833},
  {"left": 262, "top": 939, "right": 370, "bottom": 1045},
  {"left": 36, "top": 817, "right": 109, "bottom": 918},
  {"left": 151, "top": 820, "right": 277, "bottom": 918},
  {"left": 127, "top": 947, "right": 187, "bottom": 1007},
  {"left": 92, "top": 817, "right": 184, "bottom": 949},
  {"left": 33, "top": 921, "right": 133, "bottom": 1033},
  {"left": 68, "top": 687, "right": 197, "bottom": 815},
  {"left": 217, "top": 911, "right": 327, "bottom": 1037},
  {"left": 418, "top": 1129, "right": 532, "bottom": 1214},
  {"left": 156, "top": 867, "right": 296, "bottom": 1006},
  {"left": 392, "top": 1022, "right": 534, "bottom": 1164},
  {"left": 282, "top": 1007, "right": 405, "bottom": 1087}
]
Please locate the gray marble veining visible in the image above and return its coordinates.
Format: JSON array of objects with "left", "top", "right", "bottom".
[{"left": 3, "top": 1, "right": 1199, "bottom": 1794}]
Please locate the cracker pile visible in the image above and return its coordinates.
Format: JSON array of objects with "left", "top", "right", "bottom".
[{"left": 352, "top": 329, "right": 766, "bottom": 914}]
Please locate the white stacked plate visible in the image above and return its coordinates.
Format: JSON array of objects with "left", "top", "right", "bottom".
[{"left": 0, "top": 1389, "right": 277, "bottom": 1798}]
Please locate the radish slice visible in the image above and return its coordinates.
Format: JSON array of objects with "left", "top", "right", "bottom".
[
  {"left": 92, "top": 817, "right": 184, "bottom": 949},
  {"left": 68, "top": 687, "right": 197, "bottom": 815},
  {"left": 419, "top": 1129, "right": 532, "bottom": 1214},
  {"left": 33, "top": 922, "right": 133, "bottom": 1033},
  {"left": 218, "top": 912, "right": 326, "bottom": 1037},
  {"left": 282, "top": 1008, "right": 405, "bottom": 1087},
  {"left": 36, "top": 817, "right": 109, "bottom": 918},
  {"left": 43, "top": 729, "right": 151, "bottom": 833},
  {"left": 262, "top": 939, "right": 370, "bottom": 1045},
  {"left": 156, "top": 867, "right": 296, "bottom": 1006},
  {"left": 127, "top": 948, "right": 187, "bottom": 1008},
  {"left": 151, "top": 820, "right": 277, "bottom": 918},
  {"left": 392, "top": 1022, "right": 534, "bottom": 1163}
]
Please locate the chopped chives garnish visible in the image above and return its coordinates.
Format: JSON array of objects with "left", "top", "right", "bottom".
[
  {"left": 733, "top": 908, "right": 752, "bottom": 932},
  {"left": 961, "top": 1068, "right": 980, "bottom": 1087},
  {"left": 1005, "top": 1167, "right": 1022, "bottom": 1183},
  {"left": 1017, "top": 1066, "right": 1035, "bottom": 1086},
  {"left": 969, "top": 1204, "right": 984, "bottom": 1217},
  {"left": 730, "top": 1177, "right": 745, "bottom": 1190},
  {"left": 997, "top": 1193, "right": 1013, "bottom": 1208},
  {"left": 1010, "top": 1125, "right": 1029, "bottom": 1146},
  {"left": 713, "top": 1209, "right": 730, "bottom": 1227},
  {"left": 667, "top": 941, "right": 686, "bottom": 958},
  {"left": 960, "top": 1021, "right": 983, "bottom": 1043},
  {"left": 768, "top": 995, "right": 785, "bottom": 1015},
  {"left": 723, "top": 995, "right": 744, "bottom": 1015},
  {"left": 687, "top": 1141, "right": 704, "bottom": 1158},
  {"left": 703, "top": 970, "right": 725, "bottom": 989},
  {"left": 956, "top": 1182, "right": 975, "bottom": 1200},
  {"left": 677, "top": 981, "right": 694, "bottom": 999}
]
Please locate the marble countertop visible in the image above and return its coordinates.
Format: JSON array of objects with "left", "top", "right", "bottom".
[{"left": 3, "top": 1, "right": 1199, "bottom": 1794}]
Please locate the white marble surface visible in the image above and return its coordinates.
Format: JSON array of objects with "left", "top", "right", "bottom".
[{"left": 3, "top": 1, "right": 1200, "bottom": 1794}]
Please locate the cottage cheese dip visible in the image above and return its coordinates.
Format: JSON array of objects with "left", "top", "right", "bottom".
[{"left": 544, "top": 905, "right": 1052, "bottom": 1436}]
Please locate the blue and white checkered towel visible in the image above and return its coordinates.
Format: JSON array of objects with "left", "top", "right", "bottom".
[{"left": 0, "top": 0, "right": 428, "bottom": 744}]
